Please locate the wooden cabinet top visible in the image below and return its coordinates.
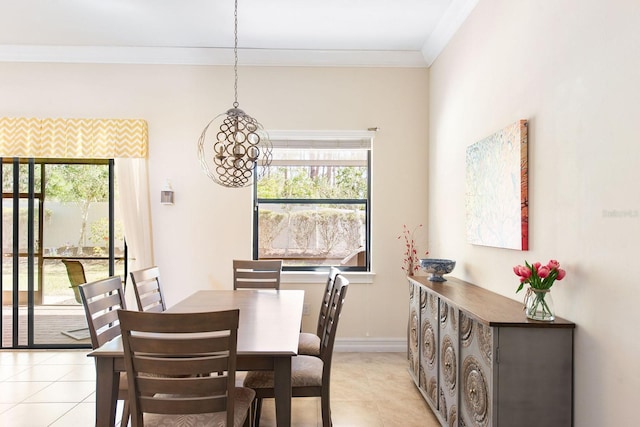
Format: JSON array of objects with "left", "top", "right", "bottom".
[{"left": 409, "top": 276, "right": 574, "bottom": 328}]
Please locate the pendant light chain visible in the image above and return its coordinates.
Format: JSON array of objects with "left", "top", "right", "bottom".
[{"left": 233, "top": 0, "right": 239, "bottom": 108}]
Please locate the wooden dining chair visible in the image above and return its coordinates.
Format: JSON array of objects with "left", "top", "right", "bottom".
[
  {"left": 78, "top": 276, "right": 130, "bottom": 426},
  {"left": 117, "top": 309, "right": 255, "bottom": 427},
  {"left": 233, "top": 259, "right": 282, "bottom": 290},
  {"left": 129, "top": 266, "right": 166, "bottom": 312},
  {"left": 298, "top": 266, "right": 341, "bottom": 356},
  {"left": 243, "top": 274, "right": 350, "bottom": 427}
]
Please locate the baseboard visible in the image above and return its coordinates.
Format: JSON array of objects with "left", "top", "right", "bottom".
[{"left": 334, "top": 337, "right": 407, "bottom": 352}]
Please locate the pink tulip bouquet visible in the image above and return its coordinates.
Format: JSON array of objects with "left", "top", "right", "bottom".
[
  {"left": 398, "top": 224, "right": 428, "bottom": 275},
  {"left": 514, "top": 260, "right": 567, "bottom": 293},
  {"left": 514, "top": 260, "right": 567, "bottom": 321}
]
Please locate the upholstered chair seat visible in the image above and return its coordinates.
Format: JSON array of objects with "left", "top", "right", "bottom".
[
  {"left": 243, "top": 355, "right": 323, "bottom": 390},
  {"left": 297, "top": 333, "right": 321, "bottom": 357},
  {"left": 140, "top": 387, "right": 255, "bottom": 427}
]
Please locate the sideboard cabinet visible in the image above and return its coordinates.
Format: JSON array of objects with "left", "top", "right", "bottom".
[{"left": 408, "top": 276, "right": 574, "bottom": 427}]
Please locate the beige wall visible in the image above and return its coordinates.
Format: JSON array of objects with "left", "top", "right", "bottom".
[
  {"left": 0, "top": 62, "right": 429, "bottom": 342},
  {"left": 429, "top": 0, "right": 640, "bottom": 425}
]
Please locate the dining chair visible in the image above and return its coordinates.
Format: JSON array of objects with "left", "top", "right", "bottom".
[
  {"left": 78, "top": 276, "right": 130, "bottom": 426},
  {"left": 117, "top": 309, "right": 255, "bottom": 427},
  {"left": 298, "top": 266, "right": 341, "bottom": 356},
  {"left": 129, "top": 266, "right": 166, "bottom": 312},
  {"left": 243, "top": 274, "right": 350, "bottom": 427},
  {"left": 233, "top": 259, "right": 282, "bottom": 290},
  {"left": 60, "top": 259, "right": 91, "bottom": 339}
]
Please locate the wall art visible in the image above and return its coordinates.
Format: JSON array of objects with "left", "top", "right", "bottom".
[{"left": 465, "top": 120, "right": 528, "bottom": 250}]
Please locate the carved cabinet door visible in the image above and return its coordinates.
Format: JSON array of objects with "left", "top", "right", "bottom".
[
  {"left": 408, "top": 281, "right": 420, "bottom": 380},
  {"left": 439, "top": 300, "right": 459, "bottom": 426},
  {"left": 459, "top": 313, "right": 494, "bottom": 427},
  {"left": 420, "top": 288, "right": 439, "bottom": 408}
]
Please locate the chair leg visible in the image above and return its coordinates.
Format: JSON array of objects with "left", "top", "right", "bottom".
[
  {"left": 254, "top": 398, "right": 262, "bottom": 427},
  {"left": 321, "top": 391, "right": 332, "bottom": 427},
  {"left": 120, "top": 400, "right": 130, "bottom": 427},
  {"left": 243, "top": 405, "right": 252, "bottom": 427}
]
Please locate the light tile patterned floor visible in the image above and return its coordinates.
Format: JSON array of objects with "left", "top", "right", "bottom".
[{"left": 0, "top": 350, "right": 440, "bottom": 426}]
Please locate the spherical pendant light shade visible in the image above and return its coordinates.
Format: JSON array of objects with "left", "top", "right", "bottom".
[
  {"left": 198, "top": 107, "right": 272, "bottom": 188},
  {"left": 198, "top": 0, "right": 272, "bottom": 188}
]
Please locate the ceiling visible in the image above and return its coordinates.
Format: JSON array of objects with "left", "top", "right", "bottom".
[{"left": 0, "top": 0, "right": 479, "bottom": 67}]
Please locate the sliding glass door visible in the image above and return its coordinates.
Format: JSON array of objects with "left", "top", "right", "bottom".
[{"left": 1, "top": 158, "right": 125, "bottom": 348}]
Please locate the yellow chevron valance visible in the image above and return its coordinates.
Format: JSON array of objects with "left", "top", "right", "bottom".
[{"left": 0, "top": 117, "right": 148, "bottom": 158}]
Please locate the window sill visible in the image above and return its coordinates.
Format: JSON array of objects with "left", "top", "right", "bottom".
[{"left": 281, "top": 271, "right": 375, "bottom": 284}]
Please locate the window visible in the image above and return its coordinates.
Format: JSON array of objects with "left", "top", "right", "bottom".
[{"left": 254, "top": 131, "right": 373, "bottom": 271}]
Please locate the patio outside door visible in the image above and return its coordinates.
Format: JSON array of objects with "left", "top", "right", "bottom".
[{"left": 1, "top": 158, "right": 125, "bottom": 349}]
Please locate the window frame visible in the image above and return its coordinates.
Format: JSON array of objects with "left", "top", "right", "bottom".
[{"left": 252, "top": 131, "right": 373, "bottom": 273}]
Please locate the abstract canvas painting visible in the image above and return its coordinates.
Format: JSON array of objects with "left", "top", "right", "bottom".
[{"left": 465, "top": 120, "right": 528, "bottom": 250}]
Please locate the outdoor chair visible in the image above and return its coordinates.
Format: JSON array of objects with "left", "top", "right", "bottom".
[
  {"left": 61, "top": 259, "right": 86, "bottom": 304},
  {"left": 60, "top": 259, "right": 90, "bottom": 340}
]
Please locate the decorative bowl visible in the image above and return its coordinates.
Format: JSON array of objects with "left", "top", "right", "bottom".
[{"left": 419, "top": 258, "right": 456, "bottom": 282}]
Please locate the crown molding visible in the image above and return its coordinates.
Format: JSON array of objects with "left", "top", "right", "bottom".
[
  {"left": 0, "top": 0, "right": 480, "bottom": 68},
  {"left": 421, "top": 0, "right": 480, "bottom": 66},
  {"left": 0, "top": 45, "right": 428, "bottom": 68}
]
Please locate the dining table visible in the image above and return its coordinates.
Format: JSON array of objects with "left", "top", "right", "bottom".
[{"left": 88, "top": 289, "right": 305, "bottom": 427}]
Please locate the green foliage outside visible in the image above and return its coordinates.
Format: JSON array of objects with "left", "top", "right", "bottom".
[
  {"left": 1, "top": 163, "right": 42, "bottom": 192},
  {"left": 46, "top": 164, "right": 110, "bottom": 252},
  {"left": 90, "top": 218, "right": 124, "bottom": 256},
  {"left": 2, "top": 162, "right": 121, "bottom": 303},
  {"left": 258, "top": 165, "right": 367, "bottom": 199},
  {"left": 2, "top": 259, "right": 124, "bottom": 296}
]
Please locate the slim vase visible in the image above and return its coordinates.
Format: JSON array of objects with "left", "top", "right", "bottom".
[{"left": 525, "top": 288, "right": 555, "bottom": 321}]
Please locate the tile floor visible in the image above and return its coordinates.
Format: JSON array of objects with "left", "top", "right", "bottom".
[{"left": 0, "top": 350, "right": 440, "bottom": 426}]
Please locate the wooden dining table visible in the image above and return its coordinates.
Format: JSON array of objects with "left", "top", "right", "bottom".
[{"left": 88, "top": 289, "right": 305, "bottom": 427}]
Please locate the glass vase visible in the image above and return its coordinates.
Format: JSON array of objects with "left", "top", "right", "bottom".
[{"left": 525, "top": 288, "right": 555, "bottom": 321}]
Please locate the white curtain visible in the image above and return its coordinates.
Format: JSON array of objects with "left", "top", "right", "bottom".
[{"left": 115, "top": 157, "right": 153, "bottom": 309}]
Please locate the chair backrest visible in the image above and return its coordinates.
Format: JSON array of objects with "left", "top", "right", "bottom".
[
  {"left": 316, "top": 266, "right": 341, "bottom": 337},
  {"left": 129, "top": 266, "right": 166, "bottom": 312},
  {"left": 117, "top": 309, "right": 240, "bottom": 427},
  {"left": 233, "top": 259, "right": 282, "bottom": 290},
  {"left": 319, "top": 274, "right": 349, "bottom": 383},
  {"left": 62, "top": 259, "right": 87, "bottom": 304},
  {"left": 78, "top": 276, "right": 126, "bottom": 349}
]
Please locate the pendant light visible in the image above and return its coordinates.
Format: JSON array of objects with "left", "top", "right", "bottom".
[{"left": 198, "top": 0, "right": 272, "bottom": 188}]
